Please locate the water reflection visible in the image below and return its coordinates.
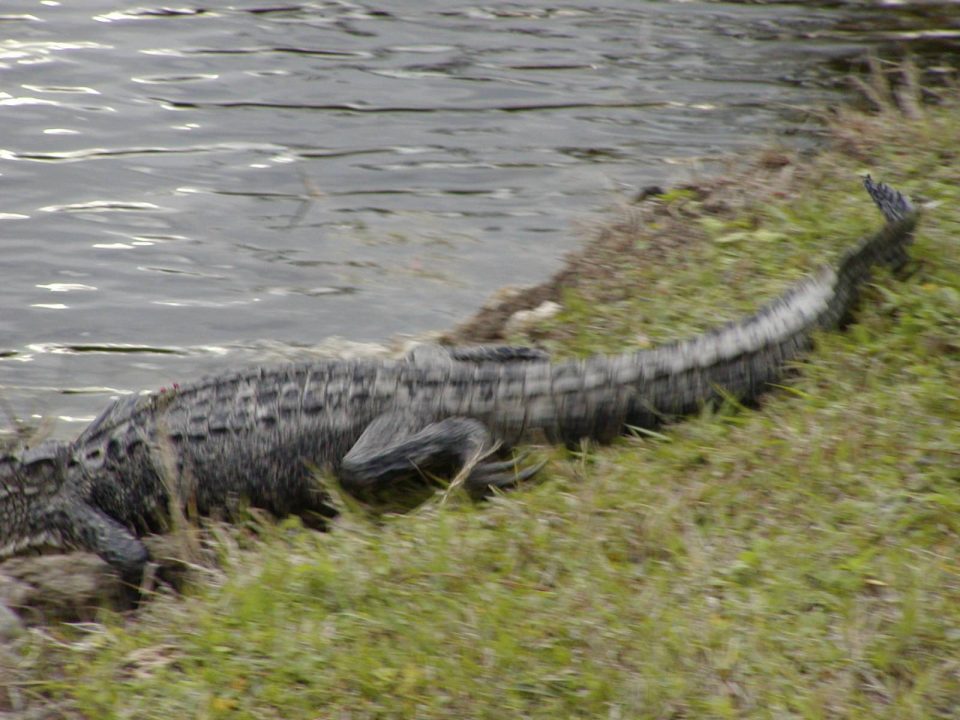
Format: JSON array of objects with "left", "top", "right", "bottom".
[{"left": 35, "top": 283, "right": 97, "bottom": 292}]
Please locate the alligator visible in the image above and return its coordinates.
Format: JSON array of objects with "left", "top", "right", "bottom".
[{"left": 0, "top": 178, "right": 917, "bottom": 585}]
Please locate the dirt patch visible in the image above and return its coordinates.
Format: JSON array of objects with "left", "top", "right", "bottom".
[{"left": 0, "top": 534, "right": 197, "bottom": 634}]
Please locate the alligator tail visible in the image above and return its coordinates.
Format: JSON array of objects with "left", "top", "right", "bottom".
[
  {"left": 839, "top": 176, "right": 918, "bottom": 280},
  {"left": 562, "top": 178, "right": 920, "bottom": 437},
  {"left": 864, "top": 174, "right": 915, "bottom": 224}
]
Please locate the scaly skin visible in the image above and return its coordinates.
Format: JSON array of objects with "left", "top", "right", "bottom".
[{"left": 0, "top": 178, "right": 918, "bottom": 582}]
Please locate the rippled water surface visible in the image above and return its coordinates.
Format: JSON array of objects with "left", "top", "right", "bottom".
[{"left": 0, "top": 1, "right": 956, "bottom": 435}]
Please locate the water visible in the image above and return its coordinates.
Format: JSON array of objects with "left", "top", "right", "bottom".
[{"left": 0, "top": 1, "right": 955, "bottom": 438}]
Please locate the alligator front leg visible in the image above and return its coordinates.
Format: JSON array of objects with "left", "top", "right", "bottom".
[
  {"left": 339, "top": 411, "right": 540, "bottom": 503},
  {"left": 53, "top": 492, "right": 150, "bottom": 586}
]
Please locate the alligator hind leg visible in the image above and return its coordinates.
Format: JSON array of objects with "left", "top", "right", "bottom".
[
  {"left": 339, "top": 411, "right": 542, "bottom": 504},
  {"left": 406, "top": 344, "right": 549, "bottom": 365},
  {"left": 446, "top": 345, "right": 549, "bottom": 363}
]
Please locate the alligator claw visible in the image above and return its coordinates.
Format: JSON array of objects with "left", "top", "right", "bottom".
[
  {"left": 465, "top": 454, "right": 547, "bottom": 498},
  {"left": 472, "top": 450, "right": 531, "bottom": 475}
]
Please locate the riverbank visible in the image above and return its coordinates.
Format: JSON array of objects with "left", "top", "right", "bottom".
[{"left": 4, "top": 70, "right": 959, "bottom": 718}]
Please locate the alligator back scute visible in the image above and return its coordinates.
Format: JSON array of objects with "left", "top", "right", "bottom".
[{"left": 74, "top": 394, "right": 148, "bottom": 446}]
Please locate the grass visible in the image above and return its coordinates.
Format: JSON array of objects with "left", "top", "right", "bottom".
[{"left": 4, "top": 73, "right": 960, "bottom": 718}]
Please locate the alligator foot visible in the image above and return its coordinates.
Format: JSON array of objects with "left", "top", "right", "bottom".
[{"left": 462, "top": 451, "right": 547, "bottom": 498}]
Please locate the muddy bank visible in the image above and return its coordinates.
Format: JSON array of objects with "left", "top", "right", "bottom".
[{"left": 443, "top": 150, "right": 800, "bottom": 346}]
